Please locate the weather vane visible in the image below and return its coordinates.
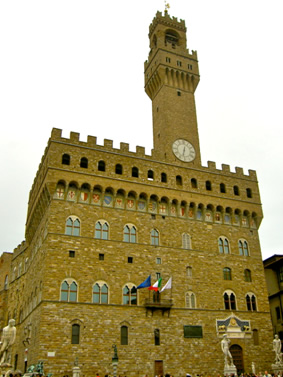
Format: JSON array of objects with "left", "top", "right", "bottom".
[{"left": 164, "top": 1, "right": 170, "bottom": 11}]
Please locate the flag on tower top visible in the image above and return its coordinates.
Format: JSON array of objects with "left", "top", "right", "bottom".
[
  {"left": 148, "top": 278, "right": 162, "bottom": 291},
  {"left": 137, "top": 275, "right": 151, "bottom": 289}
]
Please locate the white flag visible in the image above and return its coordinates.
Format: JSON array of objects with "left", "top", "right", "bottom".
[{"left": 160, "top": 277, "right": 172, "bottom": 292}]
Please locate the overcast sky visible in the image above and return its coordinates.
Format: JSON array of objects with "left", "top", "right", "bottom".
[{"left": 0, "top": 0, "right": 282, "bottom": 260}]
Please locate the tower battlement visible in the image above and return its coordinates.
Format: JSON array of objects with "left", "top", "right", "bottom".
[
  {"left": 149, "top": 11, "right": 186, "bottom": 38},
  {"left": 49, "top": 128, "right": 257, "bottom": 180}
]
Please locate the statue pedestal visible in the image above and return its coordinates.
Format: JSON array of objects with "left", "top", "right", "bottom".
[
  {"left": 224, "top": 364, "right": 237, "bottom": 376},
  {"left": 72, "top": 366, "right": 81, "bottom": 377},
  {"left": 272, "top": 363, "right": 283, "bottom": 374}
]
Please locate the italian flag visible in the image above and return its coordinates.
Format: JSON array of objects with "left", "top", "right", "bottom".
[{"left": 148, "top": 278, "right": 162, "bottom": 291}]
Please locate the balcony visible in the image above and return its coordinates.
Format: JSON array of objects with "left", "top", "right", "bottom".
[{"left": 144, "top": 298, "right": 174, "bottom": 317}]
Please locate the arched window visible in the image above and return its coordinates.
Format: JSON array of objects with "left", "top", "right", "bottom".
[
  {"left": 4, "top": 275, "right": 8, "bottom": 290},
  {"left": 186, "top": 266, "right": 192, "bottom": 277},
  {"left": 185, "top": 291, "right": 196, "bottom": 308},
  {"left": 115, "top": 164, "right": 123, "bottom": 175},
  {"left": 60, "top": 280, "right": 78, "bottom": 302},
  {"left": 95, "top": 221, "right": 109, "bottom": 240},
  {"left": 223, "top": 267, "right": 232, "bottom": 280},
  {"left": 154, "top": 329, "right": 160, "bottom": 345},
  {"left": 71, "top": 324, "right": 80, "bottom": 344},
  {"left": 246, "top": 188, "right": 253, "bottom": 198},
  {"left": 206, "top": 180, "right": 212, "bottom": 191},
  {"left": 246, "top": 293, "right": 257, "bottom": 311},
  {"left": 65, "top": 217, "right": 80, "bottom": 236},
  {"left": 132, "top": 167, "right": 139, "bottom": 178},
  {"left": 148, "top": 170, "right": 154, "bottom": 180},
  {"left": 98, "top": 160, "right": 106, "bottom": 171},
  {"left": 123, "top": 225, "right": 137, "bottom": 243},
  {"left": 224, "top": 291, "right": 236, "bottom": 310},
  {"left": 123, "top": 285, "right": 137, "bottom": 305},
  {"left": 239, "top": 240, "right": 249, "bottom": 256},
  {"left": 220, "top": 183, "right": 226, "bottom": 193},
  {"left": 182, "top": 233, "right": 191, "bottom": 250},
  {"left": 80, "top": 157, "right": 88, "bottom": 168},
  {"left": 93, "top": 283, "right": 109, "bottom": 304},
  {"left": 191, "top": 178, "right": 198, "bottom": 188},
  {"left": 62, "top": 153, "right": 70, "bottom": 165},
  {"left": 244, "top": 269, "right": 252, "bottom": 282},
  {"left": 121, "top": 325, "right": 128, "bottom": 345},
  {"left": 151, "top": 229, "right": 159, "bottom": 246},
  {"left": 161, "top": 172, "right": 167, "bottom": 183},
  {"left": 176, "top": 175, "right": 182, "bottom": 185},
  {"left": 234, "top": 185, "right": 240, "bottom": 196},
  {"left": 219, "top": 237, "right": 230, "bottom": 254}
]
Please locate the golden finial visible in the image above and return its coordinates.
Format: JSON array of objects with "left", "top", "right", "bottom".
[{"left": 164, "top": 1, "right": 170, "bottom": 12}]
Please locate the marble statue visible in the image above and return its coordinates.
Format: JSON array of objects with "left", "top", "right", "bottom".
[
  {"left": 273, "top": 334, "right": 282, "bottom": 364},
  {"left": 0, "top": 319, "right": 17, "bottom": 365},
  {"left": 221, "top": 334, "right": 234, "bottom": 367}
]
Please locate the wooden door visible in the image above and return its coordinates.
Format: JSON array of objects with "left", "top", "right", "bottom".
[
  {"left": 154, "top": 360, "right": 163, "bottom": 377},
  {"left": 230, "top": 344, "right": 244, "bottom": 373}
]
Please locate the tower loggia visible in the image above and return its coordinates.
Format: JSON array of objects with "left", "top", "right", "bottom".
[{"left": 145, "top": 10, "right": 201, "bottom": 165}]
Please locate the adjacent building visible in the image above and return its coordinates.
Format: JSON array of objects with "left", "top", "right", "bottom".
[{"left": 5, "top": 9, "right": 274, "bottom": 376}]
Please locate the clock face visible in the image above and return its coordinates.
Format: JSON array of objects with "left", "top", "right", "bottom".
[{"left": 172, "top": 139, "right": 196, "bottom": 162}]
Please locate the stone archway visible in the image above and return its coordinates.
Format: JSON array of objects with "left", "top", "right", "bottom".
[{"left": 230, "top": 344, "right": 244, "bottom": 373}]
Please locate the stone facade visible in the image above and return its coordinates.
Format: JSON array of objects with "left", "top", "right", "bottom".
[
  {"left": 0, "top": 252, "right": 13, "bottom": 330},
  {"left": 4, "top": 10, "right": 274, "bottom": 377}
]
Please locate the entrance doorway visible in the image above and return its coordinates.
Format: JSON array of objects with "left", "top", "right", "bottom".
[
  {"left": 230, "top": 344, "right": 244, "bottom": 373},
  {"left": 154, "top": 360, "right": 163, "bottom": 377}
]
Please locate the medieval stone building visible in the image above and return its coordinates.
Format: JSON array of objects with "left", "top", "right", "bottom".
[{"left": 5, "top": 10, "right": 274, "bottom": 376}]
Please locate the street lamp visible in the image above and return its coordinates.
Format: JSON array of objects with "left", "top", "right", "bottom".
[{"left": 112, "top": 344, "right": 119, "bottom": 377}]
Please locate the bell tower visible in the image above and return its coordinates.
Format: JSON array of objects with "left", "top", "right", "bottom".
[{"left": 145, "top": 11, "right": 201, "bottom": 166}]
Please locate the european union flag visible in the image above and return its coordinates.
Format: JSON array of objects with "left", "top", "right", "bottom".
[{"left": 137, "top": 275, "right": 151, "bottom": 289}]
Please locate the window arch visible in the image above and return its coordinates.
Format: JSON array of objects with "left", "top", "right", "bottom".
[
  {"left": 98, "top": 160, "right": 106, "bottom": 171},
  {"left": 220, "top": 183, "right": 226, "bottom": 193},
  {"left": 186, "top": 266, "right": 192, "bottom": 277},
  {"left": 123, "top": 284, "right": 137, "bottom": 305},
  {"left": 71, "top": 324, "right": 80, "bottom": 344},
  {"left": 238, "top": 240, "right": 249, "bottom": 256},
  {"left": 224, "top": 290, "right": 236, "bottom": 310},
  {"left": 161, "top": 172, "right": 167, "bottom": 183},
  {"left": 176, "top": 175, "right": 182, "bottom": 186},
  {"left": 65, "top": 216, "right": 80, "bottom": 236},
  {"left": 206, "top": 180, "right": 212, "bottom": 191},
  {"left": 244, "top": 269, "right": 252, "bottom": 282},
  {"left": 80, "top": 157, "right": 88, "bottom": 168},
  {"left": 223, "top": 267, "right": 232, "bottom": 280},
  {"left": 151, "top": 229, "right": 159, "bottom": 246},
  {"left": 191, "top": 178, "right": 198, "bottom": 188},
  {"left": 246, "top": 293, "right": 257, "bottom": 311},
  {"left": 115, "top": 164, "right": 123, "bottom": 175},
  {"left": 123, "top": 225, "right": 137, "bottom": 243},
  {"left": 234, "top": 185, "right": 240, "bottom": 196},
  {"left": 182, "top": 233, "right": 191, "bottom": 250},
  {"left": 95, "top": 221, "right": 109, "bottom": 240},
  {"left": 62, "top": 153, "right": 70, "bottom": 165},
  {"left": 121, "top": 325, "right": 128, "bottom": 345},
  {"left": 132, "top": 167, "right": 139, "bottom": 178},
  {"left": 246, "top": 188, "right": 253, "bottom": 198},
  {"left": 148, "top": 170, "right": 154, "bottom": 180},
  {"left": 60, "top": 280, "right": 78, "bottom": 302},
  {"left": 185, "top": 291, "right": 196, "bottom": 308},
  {"left": 218, "top": 237, "right": 230, "bottom": 254},
  {"left": 154, "top": 329, "right": 160, "bottom": 345},
  {"left": 93, "top": 282, "right": 109, "bottom": 304},
  {"left": 4, "top": 275, "right": 8, "bottom": 290}
]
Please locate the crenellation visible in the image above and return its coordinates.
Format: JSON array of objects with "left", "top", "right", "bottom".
[
  {"left": 222, "top": 164, "right": 231, "bottom": 173},
  {"left": 87, "top": 135, "right": 97, "bottom": 147},
  {"left": 70, "top": 131, "right": 80, "bottom": 142},
  {"left": 136, "top": 145, "right": 145, "bottom": 157},
  {"left": 248, "top": 169, "right": 257, "bottom": 179},
  {"left": 120, "top": 142, "right": 129, "bottom": 152},
  {"left": 51, "top": 128, "right": 62, "bottom": 139},
  {"left": 207, "top": 161, "right": 216, "bottom": 169},
  {"left": 235, "top": 167, "right": 244, "bottom": 175},
  {"left": 13, "top": 240, "right": 27, "bottom": 258},
  {"left": 103, "top": 139, "right": 113, "bottom": 149}
]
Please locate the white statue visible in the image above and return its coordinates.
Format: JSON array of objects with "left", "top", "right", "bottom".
[
  {"left": 273, "top": 334, "right": 282, "bottom": 364},
  {"left": 252, "top": 362, "right": 256, "bottom": 375},
  {"left": 221, "top": 334, "right": 234, "bottom": 367},
  {"left": 0, "top": 319, "right": 16, "bottom": 365}
]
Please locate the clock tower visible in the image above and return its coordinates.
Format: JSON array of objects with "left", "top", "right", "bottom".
[{"left": 144, "top": 10, "right": 201, "bottom": 166}]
